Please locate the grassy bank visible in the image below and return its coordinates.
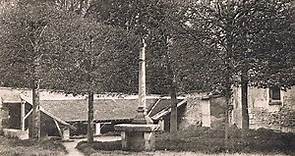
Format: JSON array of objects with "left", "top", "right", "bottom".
[
  {"left": 156, "top": 126, "right": 295, "bottom": 155},
  {"left": 90, "top": 151, "right": 288, "bottom": 156},
  {"left": 76, "top": 127, "right": 295, "bottom": 156},
  {"left": 0, "top": 136, "right": 67, "bottom": 156}
]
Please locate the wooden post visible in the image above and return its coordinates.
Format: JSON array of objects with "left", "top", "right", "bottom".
[
  {"left": 95, "top": 123, "right": 101, "bottom": 135},
  {"left": 21, "top": 101, "right": 25, "bottom": 131},
  {"left": 0, "top": 97, "right": 3, "bottom": 131},
  {"left": 159, "top": 119, "right": 165, "bottom": 131},
  {"left": 121, "top": 131, "right": 127, "bottom": 150},
  {"left": 54, "top": 119, "right": 63, "bottom": 138},
  {"left": 63, "top": 127, "right": 70, "bottom": 140},
  {"left": 169, "top": 67, "right": 178, "bottom": 133}
]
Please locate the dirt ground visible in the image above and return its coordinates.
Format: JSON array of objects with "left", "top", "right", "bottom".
[
  {"left": 90, "top": 151, "right": 289, "bottom": 156},
  {"left": 63, "top": 140, "right": 84, "bottom": 156}
]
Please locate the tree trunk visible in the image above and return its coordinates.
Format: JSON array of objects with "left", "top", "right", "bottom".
[
  {"left": 169, "top": 78, "right": 178, "bottom": 134},
  {"left": 224, "top": 70, "right": 231, "bottom": 145},
  {"left": 241, "top": 70, "right": 249, "bottom": 130},
  {"left": 166, "top": 35, "right": 178, "bottom": 133},
  {"left": 87, "top": 92, "right": 94, "bottom": 143},
  {"left": 224, "top": 92, "right": 230, "bottom": 142},
  {"left": 29, "top": 80, "right": 40, "bottom": 139}
]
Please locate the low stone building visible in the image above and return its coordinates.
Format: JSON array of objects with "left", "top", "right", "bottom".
[
  {"left": 2, "top": 86, "right": 292, "bottom": 139},
  {"left": 0, "top": 88, "right": 31, "bottom": 139},
  {"left": 152, "top": 87, "right": 295, "bottom": 133},
  {"left": 231, "top": 86, "right": 295, "bottom": 132},
  {"left": 0, "top": 87, "right": 216, "bottom": 137},
  {"left": 151, "top": 93, "right": 226, "bottom": 131},
  {"left": 0, "top": 87, "right": 188, "bottom": 139}
]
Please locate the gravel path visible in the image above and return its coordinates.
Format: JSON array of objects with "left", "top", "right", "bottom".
[{"left": 63, "top": 139, "right": 85, "bottom": 156}]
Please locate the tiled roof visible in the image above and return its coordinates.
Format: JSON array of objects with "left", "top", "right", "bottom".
[
  {"left": 40, "top": 98, "right": 158, "bottom": 122},
  {"left": 0, "top": 87, "right": 30, "bottom": 102},
  {"left": 0, "top": 87, "right": 187, "bottom": 123},
  {"left": 0, "top": 87, "right": 86, "bottom": 103}
]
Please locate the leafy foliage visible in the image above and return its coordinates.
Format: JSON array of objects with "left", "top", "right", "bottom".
[
  {"left": 187, "top": 0, "right": 295, "bottom": 93},
  {"left": 80, "top": 0, "right": 211, "bottom": 94},
  {"left": 0, "top": 1, "right": 59, "bottom": 88},
  {"left": 40, "top": 12, "right": 140, "bottom": 95}
]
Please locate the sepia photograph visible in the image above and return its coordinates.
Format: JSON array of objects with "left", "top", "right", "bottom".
[{"left": 0, "top": 0, "right": 294, "bottom": 155}]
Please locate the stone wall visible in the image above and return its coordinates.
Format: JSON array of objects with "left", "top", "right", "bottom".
[
  {"left": 232, "top": 86, "right": 295, "bottom": 132},
  {"left": 283, "top": 86, "right": 295, "bottom": 110},
  {"left": 249, "top": 107, "right": 295, "bottom": 133},
  {"left": 160, "top": 105, "right": 187, "bottom": 132},
  {"left": 210, "top": 97, "right": 226, "bottom": 129},
  {"left": 3, "top": 128, "right": 29, "bottom": 140},
  {"left": 0, "top": 102, "right": 9, "bottom": 133},
  {"left": 178, "top": 95, "right": 202, "bottom": 129},
  {"left": 179, "top": 94, "right": 226, "bottom": 129}
]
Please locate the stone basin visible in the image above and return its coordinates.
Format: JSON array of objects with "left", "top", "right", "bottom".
[{"left": 115, "top": 124, "right": 160, "bottom": 151}]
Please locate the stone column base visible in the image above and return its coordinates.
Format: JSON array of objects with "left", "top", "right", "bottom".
[{"left": 115, "top": 124, "right": 159, "bottom": 151}]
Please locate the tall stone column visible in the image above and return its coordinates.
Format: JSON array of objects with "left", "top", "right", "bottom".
[
  {"left": 115, "top": 38, "right": 159, "bottom": 152},
  {"left": 138, "top": 38, "right": 146, "bottom": 115},
  {"left": 133, "top": 38, "right": 152, "bottom": 124}
]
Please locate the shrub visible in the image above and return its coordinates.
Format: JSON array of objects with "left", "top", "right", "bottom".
[
  {"left": 91, "top": 140, "right": 121, "bottom": 151},
  {"left": 9, "top": 138, "right": 36, "bottom": 147},
  {"left": 39, "top": 139, "right": 67, "bottom": 152},
  {"left": 76, "top": 141, "right": 97, "bottom": 156},
  {"left": 156, "top": 126, "right": 295, "bottom": 154},
  {"left": 0, "top": 136, "right": 66, "bottom": 156},
  {"left": 76, "top": 140, "right": 122, "bottom": 155}
]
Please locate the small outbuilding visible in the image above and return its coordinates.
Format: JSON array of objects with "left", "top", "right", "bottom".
[{"left": 0, "top": 87, "right": 187, "bottom": 139}]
